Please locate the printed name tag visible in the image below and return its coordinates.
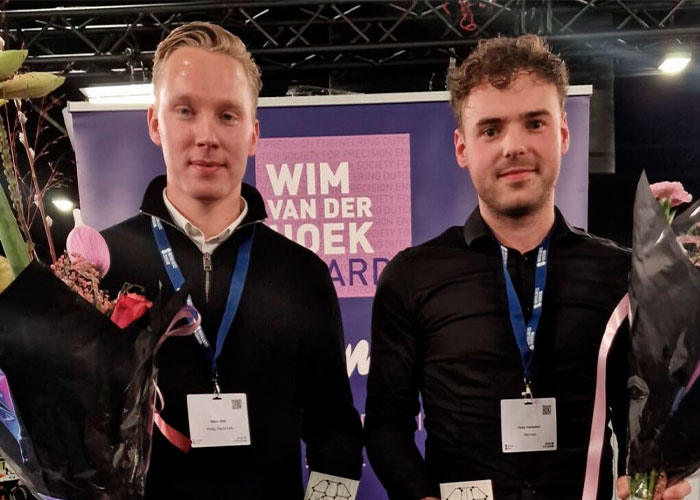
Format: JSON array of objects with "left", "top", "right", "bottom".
[
  {"left": 440, "top": 480, "right": 494, "bottom": 500},
  {"left": 304, "top": 471, "right": 359, "bottom": 500},
  {"left": 186, "top": 393, "right": 251, "bottom": 448},
  {"left": 501, "top": 397, "right": 556, "bottom": 453}
]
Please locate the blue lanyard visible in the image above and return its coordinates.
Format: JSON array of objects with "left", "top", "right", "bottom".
[
  {"left": 500, "top": 231, "right": 552, "bottom": 388},
  {"left": 151, "top": 216, "right": 254, "bottom": 388}
]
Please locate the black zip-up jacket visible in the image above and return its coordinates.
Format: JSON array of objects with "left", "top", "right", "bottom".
[{"left": 102, "top": 176, "right": 362, "bottom": 499}]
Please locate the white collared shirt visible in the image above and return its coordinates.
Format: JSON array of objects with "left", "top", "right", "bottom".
[{"left": 162, "top": 189, "right": 248, "bottom": 255}]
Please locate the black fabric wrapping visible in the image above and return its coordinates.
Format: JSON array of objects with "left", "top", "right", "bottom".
[
  {"left": 628, "top": 172, "right": 700, "bottom": 481},
  {"left": 0, "top": 262, "right": 187, "bottom": 499}
]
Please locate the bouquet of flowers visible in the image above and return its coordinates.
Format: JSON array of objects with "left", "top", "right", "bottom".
[
  {"left": 626, "top": 173, "right": 700, "bottom": 499},
  {"left": 0, "top": 46, "right": 196, "bottom": 499},
  {"left": 0, "top": 262, "right": 196, "bottom": 500}
]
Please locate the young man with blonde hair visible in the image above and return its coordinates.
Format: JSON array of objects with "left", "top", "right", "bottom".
[
  {"left": 103, "top": 21, "right": 362, "bottom": 498},
  {"left": 365, "top": 35, "right": 689, "bottom": 500}
]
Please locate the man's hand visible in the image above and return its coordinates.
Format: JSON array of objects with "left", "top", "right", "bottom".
[
  {"left": 617, "top": 475, "right": 692, "bottom": 499},
  {"left": 421, "top": 497, "right": 440, "bottom": 500}
]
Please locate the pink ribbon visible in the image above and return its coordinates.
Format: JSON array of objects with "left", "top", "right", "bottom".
[
  {"left": 582, "top": 294, "right": 630, "bottom": 500},
  {"left": 684, "top": 359, "right": 700, "bottom": 396},
  {"left": 148, "top": 306, "right": 200, "bottom": 455},
  {"left": 154, "top": 386, "right": 192, "bottom": 453}
]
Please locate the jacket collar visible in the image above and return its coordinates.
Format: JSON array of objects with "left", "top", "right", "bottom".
[{"left": 139, "top": 175, "right": 268, "bottom": 225}]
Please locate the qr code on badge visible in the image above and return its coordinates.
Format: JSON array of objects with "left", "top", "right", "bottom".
[
  {"left": 542, "top": 404, "right": 552, "bottom": 416},
  {"left": 231, "top": 399, "right": 242, "bottom": 410}
]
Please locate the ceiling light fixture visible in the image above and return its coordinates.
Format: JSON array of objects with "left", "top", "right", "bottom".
[
  {"left": 79, "top": 83, "right": 154, "bottom": 104},
  {"left": 659, "top": 53, "right": 691, "bottom": 74}
]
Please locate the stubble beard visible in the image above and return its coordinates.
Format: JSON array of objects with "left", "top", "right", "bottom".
[{"left": 485, "top": 183, "right": 554, "bottom": 221}]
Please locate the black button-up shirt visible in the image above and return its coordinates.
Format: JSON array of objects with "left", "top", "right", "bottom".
[{"left": 365, "top": 208, "right": 630, "bottom": 500}]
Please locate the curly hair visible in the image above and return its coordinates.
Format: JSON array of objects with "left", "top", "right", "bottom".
[
  {"left": 152, "top": 21, "right": 262, "bottom": 109},
  {"left": 447, "top": 34, "right": 568, "bottom": 125}
]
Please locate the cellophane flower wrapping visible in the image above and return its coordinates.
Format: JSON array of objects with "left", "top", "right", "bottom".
[
  {"left": 0, "top": 261, "right": 188, "bottom": 499},
  {"left": 628, "top": 172, "right": 700, "bottom": 484}
]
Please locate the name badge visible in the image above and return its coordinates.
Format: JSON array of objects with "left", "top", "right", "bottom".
[
  {"left": 500, "top": 397, "right": 557, "bottom": 453},
  {"left": 440, "top": 480, "right": 494, "bottom": 500},
  {"left": 186, "top": 393, "right": 251, "bottom": 448}
]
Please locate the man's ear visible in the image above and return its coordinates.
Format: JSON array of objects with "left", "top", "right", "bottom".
[
  {"left": 560, "top": 111, "right": 570, "bottom": 155},
  {"left": 454, "top": 128, "right": 469, "bottom": 170},
  {"left": 147, "top": 104, "right": 162, "bottom": 147},
  {"left": 247, "top": 119, "right": 260, "bottom": 156}
]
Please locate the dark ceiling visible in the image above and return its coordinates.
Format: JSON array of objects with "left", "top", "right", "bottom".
[{"left": 2, "top": 0, "right": 700, "bottom": 96}]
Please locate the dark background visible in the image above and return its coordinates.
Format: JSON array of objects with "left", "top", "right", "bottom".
[{"left": 591, "top": 72, "right": 700, "bottom": 246}]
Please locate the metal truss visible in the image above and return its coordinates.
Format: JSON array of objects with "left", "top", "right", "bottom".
[{"left": 1, "top": 0, "right": 700, "bottom": 86}]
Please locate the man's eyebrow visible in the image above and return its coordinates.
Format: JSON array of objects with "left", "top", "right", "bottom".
[
  {"left": 168, "top": 93, "right": 186, "bottom": 100},
  {"left": 167, "top": 94, "right": 246, "bottom": 110},
  {"left": 219, "top": 101, "right": 245, "bottom": 110},
  {"left": 472, "top": 110, "right": 553, "bottom": 128},
  {"left": 474, "top": 117, "right": 502, "bottom": 128},
  {"left": 521, "top": 109, "right": 552, "bottom": 119}
]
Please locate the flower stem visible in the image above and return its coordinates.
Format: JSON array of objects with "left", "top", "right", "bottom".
[
  {"left": 17, "top": 102, "right": 55, "bottom": 264},
  {"left": 631, "top": 469, "right": 660, "bottom": 500}
]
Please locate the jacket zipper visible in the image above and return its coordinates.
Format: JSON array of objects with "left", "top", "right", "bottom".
[
  {"left": 141, "top": 210, "right": 263, "bottom": 301},
  {"left": 140, "top": 210, "right": 264, "bottom": 303},
  {"left": 203, "top": 252, "right": 212, "bottom": 303}
]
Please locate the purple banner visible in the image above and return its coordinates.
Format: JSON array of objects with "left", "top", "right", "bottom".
[
  {"left": 69, "top": 91, "right": 591, "bottom": 499},
  {"left": 255, "top": 134, "right": 412, "bottom": 297}
]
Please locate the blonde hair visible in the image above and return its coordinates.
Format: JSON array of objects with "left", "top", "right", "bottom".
[
  {"left": 447, "top": 34, "right": 568, "bottom": 125},
  {"left": 152, "top": 21, "right": 262, "bottom": 108}
]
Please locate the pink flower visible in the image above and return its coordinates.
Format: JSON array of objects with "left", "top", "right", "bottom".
[
  {"left": 66, "top": 210, "right": 110, "bottom": 277},
  {"left": 51, "top": 253, "right": 114, "bottom": 315},
  {"left": 650, "top": 181, "right": 692, "bottom": 207}
]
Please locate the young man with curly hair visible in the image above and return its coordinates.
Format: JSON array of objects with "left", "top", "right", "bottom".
[{"left": 365, "top": 35, "right": 690, "bottom": 500}]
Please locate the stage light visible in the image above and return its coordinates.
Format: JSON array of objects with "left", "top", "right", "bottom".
[
  {"left": 79, "top": 83, "right": 154, "bottom": 104},
  {"left": 659, "top": 53, "right": 691, "bottom": 74},
  {"left": 52, "top": 198, "right": 75, "bottom": 213}
]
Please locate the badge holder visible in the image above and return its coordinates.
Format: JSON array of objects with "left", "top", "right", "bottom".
[
  {"left": 499, "top": 234, "right": 557, "bottom": 453},
  {"left": 501, "top": 380, "right": 557, "bottom": 454}
]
